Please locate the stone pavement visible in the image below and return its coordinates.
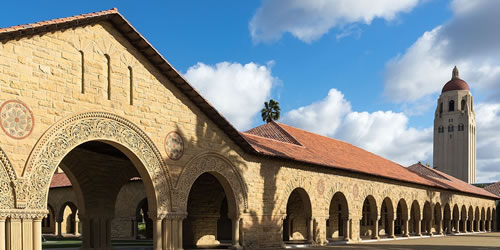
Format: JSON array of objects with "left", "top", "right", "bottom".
[{"left": 308, "top": 232, "right": 500, "bottom": 250}]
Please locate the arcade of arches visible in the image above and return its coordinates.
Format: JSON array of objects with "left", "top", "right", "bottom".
[{"left": 0, "top": 9, "right": 498, "bottom": 250}]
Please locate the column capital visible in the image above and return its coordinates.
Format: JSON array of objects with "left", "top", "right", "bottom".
[{"left": 0, "top": 209, "right": 48, "bottom": 219}]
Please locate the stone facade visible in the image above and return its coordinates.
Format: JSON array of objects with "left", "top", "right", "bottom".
[{"left": 0, "top": 10, "right": 497, "bottom": 250}]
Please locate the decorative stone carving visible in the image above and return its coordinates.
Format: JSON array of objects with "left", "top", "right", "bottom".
[
  {"left": 22, "top": 112, "right": 172, "bottom": 212},
  {"left": 0, "top": 147, "right": 15, "bottom": 209},
  {"left": 0, "top": 100, "right": 34, "bottom": 139},
  {"left": 164, "top": 131, "right": 184, "bottom": 160},
  {"left": 175, "top": 152, "right": 248, "bottom": 214}
]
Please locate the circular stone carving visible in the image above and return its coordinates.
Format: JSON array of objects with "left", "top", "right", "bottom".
[
  {"left": 0, "top": 100, "right": 34, "bottom": 139},
  {"left": 317, "top": 178, "right": 325, "bottom": 195},
  {"left": 165, "top": 131, "right": 184, "bottom": 160}
]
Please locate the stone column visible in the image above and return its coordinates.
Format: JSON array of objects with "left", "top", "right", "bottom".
[
  {"left": 487, "top": 220, "right": 491, "bottom": 232},
  {"left": 416, "top": 219, "right": 422, "bottom": 236},
  {"left": 33, "top": 216, "right": 43, "bottom": 250},
  {"left": 177, "top": 217, "right": 184, "bottom": 250},
  {"left": 343, "top": 217, "right": 350, "bottom": 241},
  {"left": 462, "top": 218, "right": 467, "bottom": 233},
  {"left": 232, "top": 216, "right": 241, "bottom": 249},
  {"left": 152, "top": 214, "right": 163, "bottom": 250},
  {"left": 372, "top": 216, "right": 380, "bottom": 240},
  {"left": 0, "top": 216, "right": 6, "bottom": 250},
  {"left": 447, "top": 219, "right": 452, "bottom": 234},
  {"left": 476, "top": 220, "right": 480, "bottom": 232},
  {"left": 390, "top": 219, "right": 395, "bottom": 238},
  {"left": 162, "top": 217, "right": 171, "bottom": 250},
  {"left": 74, "top": 216, "right": 80, "bottom": 236},
  {"left": 56, "top": 219, "right": 63, "bottom": 238},
  {"left": 307, "top": 218, "right": 314, "bottom": 243},
  {"left": 403, "top": 219, "right": 409, "bottom": 237}
]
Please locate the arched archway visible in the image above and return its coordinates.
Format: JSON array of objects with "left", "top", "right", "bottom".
[
  {"left": 461, "top": 205, "right": 467, "bottom": 232},
  {"left": 379, "top": 197, "right": 394, "bottom": 238},
  {"left": 468, "top": 205, "right": 474, "bottom": 232},
  {"left": 57, "top": 201, "right": 78, "bottom": 237},
  {"left": 21, "top": 112, "right": 173, "bottom": 249},
  {"left": 474, "top": 207, "right": 480, "bottom": 232},
  {"left": 182, "top": 173, "right": 237, "bottom": 248},
  {"left": 135, "top": 198, "right": 153, "bottom": 240},
  {"left": 487, "top": 208, "right": 492, "bottom": 231},
  {"left": 452, "top": 204, "right": 460, "bottom": 233},
  {"left": 327, "top": 192, "right": 349, "bottom": 241},
  {"left": 176, "top": 153, "right": 248, "bottom": 249},
  {"left": 395, "top": 199, "right": 408, "bottom": 236},
  {"left": 283, "top": 188, "right": 313, "bottom": 244},
  {"left": 422, "top": 202, "right": 432, "bottom": 235},
  {"left": 360, "top": 195, "right": 378, "bottom": 239},
  {"left": 409, "top": 201, "right": 421, "bottom": 236},
  {"left": 481, "top": 207, "right": 486, "bottom": 231},
  {"left": 433, "top": 203, "right": 442, "bottom": 235},
  {"left": 443, "top": 203, "right": 451, "bottom": 234}
]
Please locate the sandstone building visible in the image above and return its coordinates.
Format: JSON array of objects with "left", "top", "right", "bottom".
[
  {"left": 0, "top": 9, "right": 497, "bottom": 250},
  {"left": 433, "top": 66, "right": 476, "bottom": 183}
]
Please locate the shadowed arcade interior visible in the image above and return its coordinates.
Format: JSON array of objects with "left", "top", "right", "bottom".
[{"left": 52, "top": 141, "right": 154, "bottom": 249}]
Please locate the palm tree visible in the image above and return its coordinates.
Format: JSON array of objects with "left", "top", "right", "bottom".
[{"left": 261, "top": 99, "right": 281, "bottom": 123}]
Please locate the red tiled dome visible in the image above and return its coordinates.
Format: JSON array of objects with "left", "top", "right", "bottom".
[
  {"left": 442, "top": 66, "right": 470, "bottom": 93},
  {"left": 442, "top": 78, "right": 470, "bottom": 93}
]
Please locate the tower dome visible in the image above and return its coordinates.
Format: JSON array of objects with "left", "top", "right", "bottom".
[{"left": 442, "top": 66, "right": 470, "bottom": 93}]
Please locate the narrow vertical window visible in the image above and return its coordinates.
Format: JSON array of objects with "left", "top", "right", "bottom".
[
  {"left": 461, "top": 99, "right": 466, "bottom": 110},
  {"left": 449, "top": 100, "right": 455, "bottom": 112},
  {"left": 128, "top": 66, "right": 133, "bottom": 105},
  {"left": 105, "top": 54, "right": 111, "bottom": 100},
  {"left": 80, "top": 51, "right": 85, "bottom": 93}
]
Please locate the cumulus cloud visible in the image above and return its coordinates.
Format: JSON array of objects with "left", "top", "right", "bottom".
[
  {"left": 283, "top": 88, "right": 433, "bottom": 166},
  {"left": 384, "top": 0, "right": 500, "bottom": 102},
  {"left": 250, "top": 0, "right": 420, "bottom": 43},
  {"left": 184, "top": 62, "right": 277, "bottom": 130},
  {"left": 475, "top": 103, "right": 500, "bottom": 183}
]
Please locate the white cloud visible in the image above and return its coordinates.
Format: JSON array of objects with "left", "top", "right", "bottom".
[
  {"left": 283, "top": 88, "right": 433, "bottom": 166},
  {"left": 476, "top": 103, "right": 500, "bottom": 183},
  {"left": 184, "top": 62, "right": 277, "bottom": 130},
  {"left": 384, "top": 0, "right": 500, "bottom": 102},
  {"left": 249, "top": 0, "right": 420, "bottom": 43}
]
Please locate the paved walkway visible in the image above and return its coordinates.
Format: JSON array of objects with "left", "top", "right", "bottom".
[{"left": 311, "top": 232, "right": 500, "bottom": 250}]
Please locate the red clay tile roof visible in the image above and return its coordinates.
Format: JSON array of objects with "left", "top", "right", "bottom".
[
  {"left": 485, "top": 181, "right": 500, "bottom": 196},
  {"left": 408, "top": 163, "right": 496, "bottom": 198},
  {"left": 0, "top": 8, "right": 257, "bottom": 154},
  {"left": 245, "top": 122, "right": 301, "bottom": 145},
  {"left": 242, "top": 122, "right": 499, "bottom": 199},
  {"left": 50, "top": 173, "right": 72, "bottom": 188}
]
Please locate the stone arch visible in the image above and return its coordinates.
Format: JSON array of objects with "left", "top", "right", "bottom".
[
  {"left": 276, "top": 175, "right": 315, "bottom": 216},
  {"left": 327, "top": 192, "right": 349, "bottom": 240},
  {"left": 176, "top": 152, "right": 248, "bottom": 215},
  {"left": 379, "top": 197, "right": 394, "bottom": 237},
  {"left": 22, "top": 112, "right": 173, "bottom": 214},
  {"left": 0, "top": 147, "right": 16, "bottom": 209},
  {"left": 283, "top": 187, "right": 313, "bottom": 242},
  {"left": 57, "top": 201, "right": 78, "bottom": 222},
  {"left": 360, "top": 195, "right": 378, "bottom": 239}
]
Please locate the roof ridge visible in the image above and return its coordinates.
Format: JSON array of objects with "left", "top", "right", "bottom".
[
  {"left": 241, "top": 131, "right": 304, "bottom": 147},
  {"left": 269, "top": 121, "right": 303, "bottom": 146},
  {"left": 0, "top": 8, "right": 118, "bottom": 34}
]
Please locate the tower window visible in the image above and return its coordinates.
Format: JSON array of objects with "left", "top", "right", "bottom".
[
  {"left": 448, "top": 125, "right": 454, "bottom": 132},
  {"left": 438, "top": 126, "right": 444, "bottom": 133},
  {"left": 458, "top": 124, "right": 464, "bottom": 131},
  {"left": 461, "top": 99, "right": 466, "bottom": 110},
  {"left": 105, "top": 54, "right": 111, "bottom": 100},
  {"left": 449, "top": 100, "right": 454, "bottom": 112},
  {"left": 439, "top": 103, "right": 443, "bottom": 114}
]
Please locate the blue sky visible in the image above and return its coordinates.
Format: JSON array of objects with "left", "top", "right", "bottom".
[{"left": 1, "top": 1, "right": 499, "bottom": 182}]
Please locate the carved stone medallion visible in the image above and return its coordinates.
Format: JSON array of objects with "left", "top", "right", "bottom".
[
  {"left": 317, "top": 178, "right": 325, "bottom": 195},
  {"left": 165, "top": 131, "right": 184, "bottom": 160},
  {"left": 353, "top": 184, "right": 359, "bottom": 199},
  {"left": 0, "top": 100, "right": 34, "bottom": 139}
]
